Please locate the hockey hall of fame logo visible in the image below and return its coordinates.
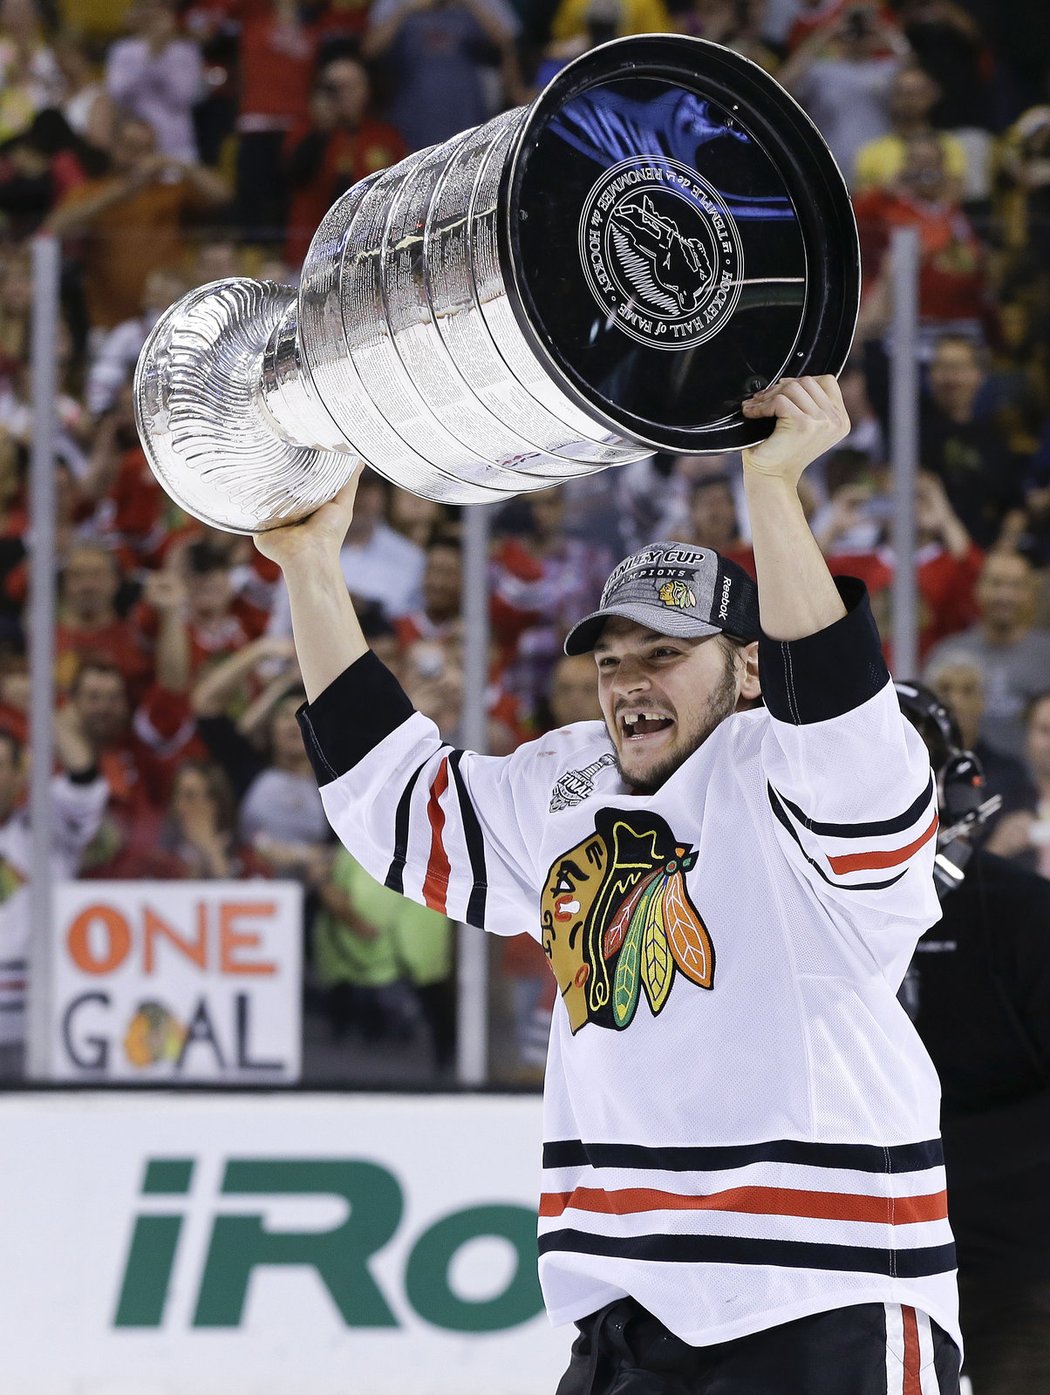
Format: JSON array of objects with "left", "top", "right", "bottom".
[{"left": 578, "top": 155, "right": 744, "bottom": 351}]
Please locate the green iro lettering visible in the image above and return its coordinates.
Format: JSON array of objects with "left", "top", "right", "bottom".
[
  {"left": 192, "top": 1160, "right": 403, "bottom": 1327},
  {"left": 113, "top": 1158, "right": 195, "bottom": 1327},
  {"left": 406, "top": 1204, "right": 542, "bottom": 1332}
]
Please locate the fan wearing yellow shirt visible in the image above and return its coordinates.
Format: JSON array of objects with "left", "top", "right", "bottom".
[
  {"left": 548, "top": 0, "right": 670, "bottom": 46},
  {"left": 853, "top": 64, "right": 968, "bottom": 193}
]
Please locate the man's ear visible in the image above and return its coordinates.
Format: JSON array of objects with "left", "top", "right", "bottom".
[{"left": 738, "top": 640, "right": 761, "bottom": 703}]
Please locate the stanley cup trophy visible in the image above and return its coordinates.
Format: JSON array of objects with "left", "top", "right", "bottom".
[{"left": 134, "top": 35, "right": 861, "bottom": 534}]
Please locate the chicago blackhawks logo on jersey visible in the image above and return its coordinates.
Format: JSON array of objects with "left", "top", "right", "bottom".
[{"left": 540, "top": 808, "right": 714, "bottom": 1034}]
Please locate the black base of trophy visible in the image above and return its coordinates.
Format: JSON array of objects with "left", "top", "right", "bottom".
[{"left": 503, "top": 35, "right": 861, "bottom": 456}]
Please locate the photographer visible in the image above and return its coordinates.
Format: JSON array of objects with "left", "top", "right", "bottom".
[
  {"left": 45, "top": 112, "right": 229, "bottom": 329},
  {"left": 104, "top": 0, "right": 204, "bottom": 163},
  {"left": 362, "top": 0, "right": 524, "bottom": 153},
  {"left": 283, "top": 55, "right": 404, "bottom": 268},
  {"left": 780, "top": 2, "right": 910, "bottom": 184}
]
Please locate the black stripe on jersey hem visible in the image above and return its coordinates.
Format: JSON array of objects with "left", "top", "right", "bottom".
[
  {"left": 448, "top": 750, "right": 488, "bottom": 926},
  {"left": 296, "top": 652, "right": 415, "bottom": 785},
  {"left": 542, "top": 1137, "right": 944, "bottom": 1173},
  {"left": 767, "top": 784, "right": 906, "bottom": 892},
  {"left": 385, "top": 756, "right": 437, "bottom": 895},
  {"left": 774, "top": 774, "right": 935, "bottom": 841},
  {"left": 537, "top": 1229, "right": 957, "bottom": 1279},
  {"left": 758, "top": 579, "right": 890, "bottom": 726}
]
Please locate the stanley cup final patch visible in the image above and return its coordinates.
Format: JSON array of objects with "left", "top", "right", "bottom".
[
  {"left": 578, "top": 156, "right": 744, "bottom": 351},
  {"left": 550, "top": 753, "right": 618, "bottom": 812}
]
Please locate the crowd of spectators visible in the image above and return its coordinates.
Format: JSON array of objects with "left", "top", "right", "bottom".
[{"left": 1, "top": 0, "right": 1050, "bottom": 1087}]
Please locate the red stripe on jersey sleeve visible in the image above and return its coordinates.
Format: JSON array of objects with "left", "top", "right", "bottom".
[
  {"left": 539, "top": 1185, "right": 948, "bottom": 1225},
  {"left": 422, "top": 757, "right": 451, "bottom": 913},
  {"left": 827, "top": 813, "right": 939, "bottom": 875}
]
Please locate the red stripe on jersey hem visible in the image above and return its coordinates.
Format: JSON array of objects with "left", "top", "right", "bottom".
[
  {"left": 902, "top": 1305, "right": 922, "bottom": 1395},
  {"left": 539, "top": 1185, "right": 949, "bottom": 1225},
  {"left": 422, "top": 757, "right": 451, "bottom": 913},
  {"left": 827, "top": 813, "right": 939, "bottom": 875}
]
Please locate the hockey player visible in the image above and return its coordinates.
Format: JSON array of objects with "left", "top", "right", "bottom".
[{"left": 255, "top": 376, "right": 961, "bottom": 1394}]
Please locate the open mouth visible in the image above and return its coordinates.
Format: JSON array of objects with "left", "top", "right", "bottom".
[{"left": 621, "top": 711, "right": 674, "bottom": 741}]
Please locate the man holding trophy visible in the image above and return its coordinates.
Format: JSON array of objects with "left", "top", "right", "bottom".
[
  {"left": 254, "top": 375, "right": 961, "bottom": 1392},
  {"left": 133, "top": 32, "right": 962, "bottom": 1393}
]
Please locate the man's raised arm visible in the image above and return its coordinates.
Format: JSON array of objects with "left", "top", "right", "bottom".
[
  {"left": 741, "top": 375, "right": 851, "bottom": 640},
  {"left": 740, "top": 378, "right": 941, "bottom": 926},
  {"left": 253, "top": 465, "right": 540, "bottom": 939},
  {"left": 252, "top": 468, "right": 369, "bottom": 702}
]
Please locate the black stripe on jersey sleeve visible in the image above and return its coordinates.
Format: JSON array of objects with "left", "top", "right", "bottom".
[
  {"left": 767, "top": 784, "right": 906, "bottom": 891},
  {"left": 758, "top": 578, "right": 890, "bottom": 726},
  {"left": 542, "top": 1137, "right": 944, "bottom": 1174},
  {"left": 774, "top": 774, "right": 935, "bottom": 840},
  {"left": 537, "top": 1229, "right": 956, "bottom": 1279},
  {"left": 296, "top": 651, "right": 415, "bottom": 785},
  {"left": 448, "top": 750, "right": 488, "bottom": 926},
  {"left": 384, "top": 756, "right": 434, "bottom": 895}
]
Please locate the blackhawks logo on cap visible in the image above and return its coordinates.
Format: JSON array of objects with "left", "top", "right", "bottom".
[
  {"left": 657, "top": 578, "right": 696, "bottom": 609},
  {"left": 541, "top": 808, "right": 715, "bottom": 1034}
]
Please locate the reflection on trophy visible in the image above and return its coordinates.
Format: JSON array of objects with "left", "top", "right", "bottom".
[{"left": 134, "top": 34, "right": 860, "bottom": 535}]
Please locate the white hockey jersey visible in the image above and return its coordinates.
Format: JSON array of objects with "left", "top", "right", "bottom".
[
  {"left": 298, "top": 583, "right": 958, "bottom": 1350},
  {"left": 0, "top": 771, "right": 108, "bottom": 1045}
]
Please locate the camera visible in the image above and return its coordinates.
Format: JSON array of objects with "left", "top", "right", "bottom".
[{"left": 842, "top": 4, "right": 875, "bottom": 39}]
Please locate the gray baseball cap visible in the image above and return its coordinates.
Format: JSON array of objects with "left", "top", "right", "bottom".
[{"left": 564, "top": 541, "right": 762, "bottom": 655}]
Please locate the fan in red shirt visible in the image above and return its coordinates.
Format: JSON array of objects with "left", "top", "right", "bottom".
[
  {"left": 130, "top": 538, "right": 269, "bottom": 686},
  {"left": 65, "top": 657, "right": 204, "bottom": 879},
  {"left": 853, "top": 131, "right": 991, "bottom": 329},
  {"left": 284, "top": 53, "right": 405, "bottom": 268},
  {"left": 0, "top": 652, "right": 28, "bottom": 745},
  {"left": 80, "top": 390, "right": 171, "bottom": 573},
  {"left": 393, "top": 531, "right": 462, "bottom": 651},
  {"left": 80, "top": 388, "right": 282, "bottom": 617},
  {"left": 191, "top": 0, "right": 320, "bottom": 242},
  {"left": 54, "top": 541, "right": 154, "bottom": 703},
  {"left": 821, "top": 472, "right": 983, "bottom": 665},
  {"left": 394, "top": 532, "right": 531, "bottom": 752}
]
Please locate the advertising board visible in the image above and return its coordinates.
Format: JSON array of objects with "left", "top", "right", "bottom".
[
  {"left": 1, "top": 1092, "right": 567, "bottom": 1394},
  {"left": 49, "top": 881, "right": 302, "bottom": 1082}
]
